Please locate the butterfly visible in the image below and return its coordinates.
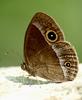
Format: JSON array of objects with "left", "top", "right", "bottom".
[{"left": 21, "top": 12, "right": 79, "bottom": 83}]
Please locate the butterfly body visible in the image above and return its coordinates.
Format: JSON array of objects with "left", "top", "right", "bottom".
[{"left": 21, "top": 12, "right": 79, "bottom": 83}]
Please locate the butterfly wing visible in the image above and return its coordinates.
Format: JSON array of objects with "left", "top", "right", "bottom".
[
  {"left": 21, "top": 12, "right": 78, "bottom": 83},
  {"left": 52, "top": 41, "right": 78, "bottom": 81},
  {"left": 22, "top": 12, "right": 65, "bottom": 76}
]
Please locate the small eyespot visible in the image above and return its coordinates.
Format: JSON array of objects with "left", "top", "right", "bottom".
[
  {"left": 46, "top": 30, "right": 58, "bottom": 42},
  {"left": 64, "top": 62, "right": 71, "bottom": 67}
]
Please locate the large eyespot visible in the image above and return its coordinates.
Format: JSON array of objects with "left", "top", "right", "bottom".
[
  {"left": 46, "top": 30, "right": 58, "bottom": 42},
  {"left": 64, "top": 62, "right": 71, "bottom": 67}
]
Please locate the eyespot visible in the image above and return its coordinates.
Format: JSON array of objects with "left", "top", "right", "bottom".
[
  {"left": 46, "top": 30, "right": 58, "bottom": 42},
  {"left": 64, "top": 62, "right": 71, "bottom": 67}
]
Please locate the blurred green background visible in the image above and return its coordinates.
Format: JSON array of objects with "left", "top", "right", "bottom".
[{"left": 0, "top": 0, "right": 81, "bottom": 66}]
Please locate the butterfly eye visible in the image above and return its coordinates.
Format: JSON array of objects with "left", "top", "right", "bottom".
[
  {"left": 64, "top": 62, "right": 71, "bottom": 67},
  {"left": 46, "top": 30, "right": 58, "bottom": 42}
]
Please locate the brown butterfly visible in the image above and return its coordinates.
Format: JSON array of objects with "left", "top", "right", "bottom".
[{"left": 21, "top": 12, "right": 79, "bottom": 83}]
